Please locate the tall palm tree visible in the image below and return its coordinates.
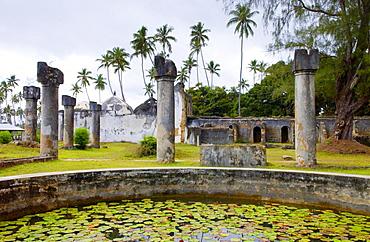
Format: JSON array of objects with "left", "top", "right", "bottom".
[
  {"left": 190, "top": 22, "right": 210, "bottom": 86},
  {"left": 77, "top": 68, "right": 94, "bottom": 102},
  {"left": 70, "top": 83, "right": 82, "bottom": 98},
  {"left": 177, "top": 66, "right": 189, "bottom": 86},
  {"left": 94, "top": 74, "right": 107, "bottom": 104},
  {"left": 182, "top": 56, "right": 198, "bottom": 89},
  {"left": 258, "top": 61, "right": 268, "bottom": 82},
  {"left": 154, "top": 24, "right": 177, "bottom": 57},
  {"left": 96, "top": 53, "right": 114, "bottom": 95},
  {"left": 143, "top": 82, "right": 156, "bottom": 98},
  {"left": 108, "top": 47, "right": 130, "bottom": 102},
  {"left": 205, "top": 61, "right": 221, "bottom": 89},
  {"left": 131, "top": 26, "right": 156, "bottom": 88},
  {"left": 239, "top": 78, "right": 250, "bottom": 94},
  {"left": 248, "top": 59, "right": 259, "bottom": 85},
  {"left": 227, "top": 3, "right": 258, "bottom": 116}
]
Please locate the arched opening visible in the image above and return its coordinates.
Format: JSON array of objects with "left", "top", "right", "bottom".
[
  {"left": 281, "top": 126, "right": 289, "bottom": 143},
  {"left": 253, "top": 126, "right": 261, "bottom": 143}
]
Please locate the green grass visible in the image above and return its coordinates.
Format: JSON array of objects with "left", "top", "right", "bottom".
[{"left": 0, "top": 143, "right": 369, "bottom": 177}]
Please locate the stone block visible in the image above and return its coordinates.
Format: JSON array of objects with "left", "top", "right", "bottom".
[
  {"left": 292, "top": 49, "right": 319, "bottom": 73},
  {"left": 62, "top": 95, "right": 76, "bottom": 106},
  {"left": 200, "top": 144, "right": 266, "bottom": 167},
  {"left": 23, "top": 86, "right": 40, "bottom": 99}
]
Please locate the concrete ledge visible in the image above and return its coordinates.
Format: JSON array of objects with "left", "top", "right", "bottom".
[
  {"left": 0, "top": 168, "right": 369, "bottom": 220},
  {"left": 0, "top": 156, "right": 55, "bottom": 169}
]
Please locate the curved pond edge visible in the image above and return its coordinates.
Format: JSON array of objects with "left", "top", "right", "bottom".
[{"left": 0, "top": 167, "right": 369, "bottom": 220}]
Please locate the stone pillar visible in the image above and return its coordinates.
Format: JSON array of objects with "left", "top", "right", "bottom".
[
  {"left": 261, "top": 122, "right": 267, "bottom": 145},
  {"left": 154, "top": 56, "right": 177, "bottom": 163},
  {"left": 292, "top": 49, "right": 319, "bottom": 166},
  {"left": 90, "top": 101, "right": 102, "bottom": 148},
  {"left": 62, "top": 95, "right": 76, "bottom": 150},
  {"left": 23, "top": 86, "right": 40, "bottom": 142},
  {"left": 37, "top": 62, "right": 64, "bottom": 158}
]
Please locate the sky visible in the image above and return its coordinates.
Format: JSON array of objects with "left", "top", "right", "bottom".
[{"left": 0, "top": 0, "right": 290, "bottom": 109}]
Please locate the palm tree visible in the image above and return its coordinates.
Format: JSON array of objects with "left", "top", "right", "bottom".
[
  {"left": 205, "top": 61, "right": 221, "bottom": 89},
  {"left": 177, "top": 66, "right": 189, "bottom": 86},
  {"left": 190, "top": 22, "right": 210, "bottom": 86},
  {"left": 258, "top": 61, "right": 268, "bottom": 82},
  {"left": 94, "top": 74, "right": 107, "bottom": 103},
  {"left": 239, "top": 78, "right": 250, "bottom": 94},
  {"left": 248, "top": 59, "right": 259, "bottom": 85},
  {"left": 77, "top": 68, "right": 94, "bottom": 102},
  {"left": 143, "top": 82, "right": 156, "bottom": 98},
  {"left": 10, "top": 91, "right": 22, "bottom": 125},
  {"left": 182, "top": 56, "right": 198, "bottom": 89},
  {"left": 154, "top": 24, "right": 177, "bottom": 57},
  {"left": 227, "top": 3, "right": 258, "bottom": 116},
  {"left": 70, "top": 83, "right": 82, "bottom": 98},
  {"left": 131, "top": 26, "right": 156, "bottom": 88},
  {"left": 96, "top": 53, "right": 114, "bottom": 95},
  {"left": 108, "top": 47, "right": 130, "bottom": 102}
]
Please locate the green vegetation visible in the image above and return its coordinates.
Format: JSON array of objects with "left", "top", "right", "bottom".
[
  {"left": 1, "top": 198, "right": 369, "bottom": 241},
  {"left": 138, "top": 135, "right": 157, "bottom": 157},
  {"left": 74, "top": 127, "right": 90, "bottom": 150},
  {"left": 0, "top": 131, "right": 12, "bottom": 144},
  {"left": 0, "top": 143, "right": 369, "bottom": 177}
]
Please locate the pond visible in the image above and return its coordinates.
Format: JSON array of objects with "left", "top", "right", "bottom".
[{"left": 0, "top": 197, "right": 369, "bottom": 241}]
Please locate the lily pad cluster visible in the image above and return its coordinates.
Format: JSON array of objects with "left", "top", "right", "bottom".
[{"left": 0, "top": 198, "right": 369, "bottom": 241}]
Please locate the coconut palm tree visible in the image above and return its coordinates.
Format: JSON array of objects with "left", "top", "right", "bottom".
[
  {"left": 143, "top": 82, "right": 156, "bottom": 98},
  {"left": 77, "top": 68, "right": 94, "bottom": 102},
  {"left": 177, "top": 66, "right": 189, "bottom": 86},
  {"left": 131, "top": 26, "right": 156, "bottom": 88},
  {"left": 96, "top": 53, "right": 114, "bottom": 95},
  {"left": 154, "top": 24, "right": 177, "bottom": 57},
  {"left": 182, "top": 56, "right": 198, "bottom": 89},
  {"left": 94, "top": 74, "right": 107, "bottom": 104},
  {"left": 190, "top": 22, "right": 210, "bottom": 86},
  {"left": 70, "top": 83, "right": 82, "bottom": 98},
  {"left": 248, "top": 59, "right": 259, "bottom": 85},
  {"left": 227, "top": 3, "right": 258, "bottom": 116},
  {"left": 239, "top": 78, "right": 250, "bottom": 94},
  {"left": 206, "top": 61, "right": 221, "bottom": 89},
  {"left": 108, "top": 47, "right": 130, "bottom": 102},
  {"left": 258, "top": 61, "right": 268, "bottom": 82}
]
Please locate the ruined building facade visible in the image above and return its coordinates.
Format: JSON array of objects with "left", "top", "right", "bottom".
[{"left": 58, "top": 83, "right": 370, "bottom": 145}]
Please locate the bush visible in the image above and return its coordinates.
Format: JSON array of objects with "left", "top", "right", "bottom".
[
  {"left": 138, "top": 135, "right": 157, "bottom": 157},
  {"left": 74, "top": 127, "right": 90, "bottom": 150},
  {"left": 0, "top": 131, "right": 12, "bottom": 144}
]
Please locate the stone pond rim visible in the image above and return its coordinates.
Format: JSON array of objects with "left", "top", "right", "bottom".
[{"left": 0, "top": 167, "right": 369, "bottom": 220}]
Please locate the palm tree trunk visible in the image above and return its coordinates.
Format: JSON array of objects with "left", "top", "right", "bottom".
[
  {"left": 238, "top": 37, "right": 244, "bottom": 117},
  {"left": 118, "top": 70, "right": 125, "bottom": 102},
  {"left": 85, "top": 86, "right": 90, "bottom": 103},
  {"left": 196, "top": 54, "right": 200, "bottom": 84},
  {"left": 200, "top": 50, "right": 210, "bottom": 87},
  {"left": 106, "top": 68, "right": 114, "bottom": 96},
  {"left": 141, "top": 56, "right": 147, "bottom": 87}
]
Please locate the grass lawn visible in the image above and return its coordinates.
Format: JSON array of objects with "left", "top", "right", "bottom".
[{"left": 0, "top": 142, "right": 369, "bottom": 177}]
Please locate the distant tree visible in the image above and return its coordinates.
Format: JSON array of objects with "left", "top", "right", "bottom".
[
  {"left": 93, "top": 74, "right": 107, "bottom": 103},
  {"left": 205, "top": 61, "right": 221, "bottom": 89},
  {"left": 182, "top": 56, "right": 198, "bottom": 89},
  {"left": 108, "top": 47, "right": 130, "bottom": 102},
  {"left": 258, "top": 61, "right": 268, "bottom": 82},
  {"left": 154, "top": 24, "right": 177, "bottom": 57},
  {"left": 71, "top": 83, "right": 82, "bottom": 98},
  {"left": 131, "top": 26, "right": 156, "bottom": 88},
  {"left": 77, "top": 68, "right": 94, "bottom": 102},
  {"left": 248, "top": 59, "right": 259, "bottom": 85},
  {"left": 190, "top": 22, "right": 211, "bottom": 86},
  {"left": 177, "top": 66, "right": 189, "bottom": 86},
  {"left": 227, "top": 3, "right": 258, "bottom": 116},
  {"left": 96, "top": 53, "right": 114, "bottom": 95},
  {"left": 143, "top": 82, "right": 156, "bottom": 98},
  {"left": 239, "top": 78, "right": 250, "bottom": 94}
]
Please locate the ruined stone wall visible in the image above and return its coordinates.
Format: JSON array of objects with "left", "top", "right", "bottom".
[{"left": 0, "top": 168, "right": 368, "bottom": 221}]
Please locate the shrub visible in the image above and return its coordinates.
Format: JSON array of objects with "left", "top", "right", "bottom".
[
  {"left": 74, "top": 127, "right": 90, "bottom": 150},
  {"left": 0, "top": 131, "right": 12, "bottom": 144},
  {"left": 138, "top": 135, "right": 157, "bottom": 157}
]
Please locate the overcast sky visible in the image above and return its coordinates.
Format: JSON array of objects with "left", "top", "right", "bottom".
[{"left": 0, "top": 0, "right": 289, "bottom": 109}]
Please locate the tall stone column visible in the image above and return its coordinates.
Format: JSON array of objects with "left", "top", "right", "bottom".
[
  {"left": 292, "top": 49, "right": 319, "bottom": 166},
  {"left": 90, "top": 101, "right": 102, "bottom": 148},
  {"left": 154, "top": 56, "right": 177, "bottom": 163},
  {"left": 23, "top": 86, "right": 40, "bottom": 142},
  {"left": 62, "top": 95, "right": 76, "bottom": 150},
  {"left": 37, "top": 62, "right": 64, "bottom": 158}
]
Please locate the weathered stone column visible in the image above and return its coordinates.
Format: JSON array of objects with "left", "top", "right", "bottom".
[
  {"left": 62, "top": 95, "right": 76, "bottom": 150},
  {"left": 154, "top": 56, "right": 177, "bottom": 163},
  {"left": 90, "top": 101, "right": 102, "bottom": 148},
  {"left": 23, "top": 86, "right": 40, "bottom": 142},
  {"left": 37, "top": 62, "right": 64, "bottom": 158},
  {"left": 292, "top": 49, "right": 319, "bottom": 166}
]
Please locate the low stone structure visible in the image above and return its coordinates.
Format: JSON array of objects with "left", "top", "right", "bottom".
[
  {"left": 0, "top": 168, "right": 368, "bottom": 221},
  {"left": 200, "top": 144, "right": 266, "bottom": 167}
]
